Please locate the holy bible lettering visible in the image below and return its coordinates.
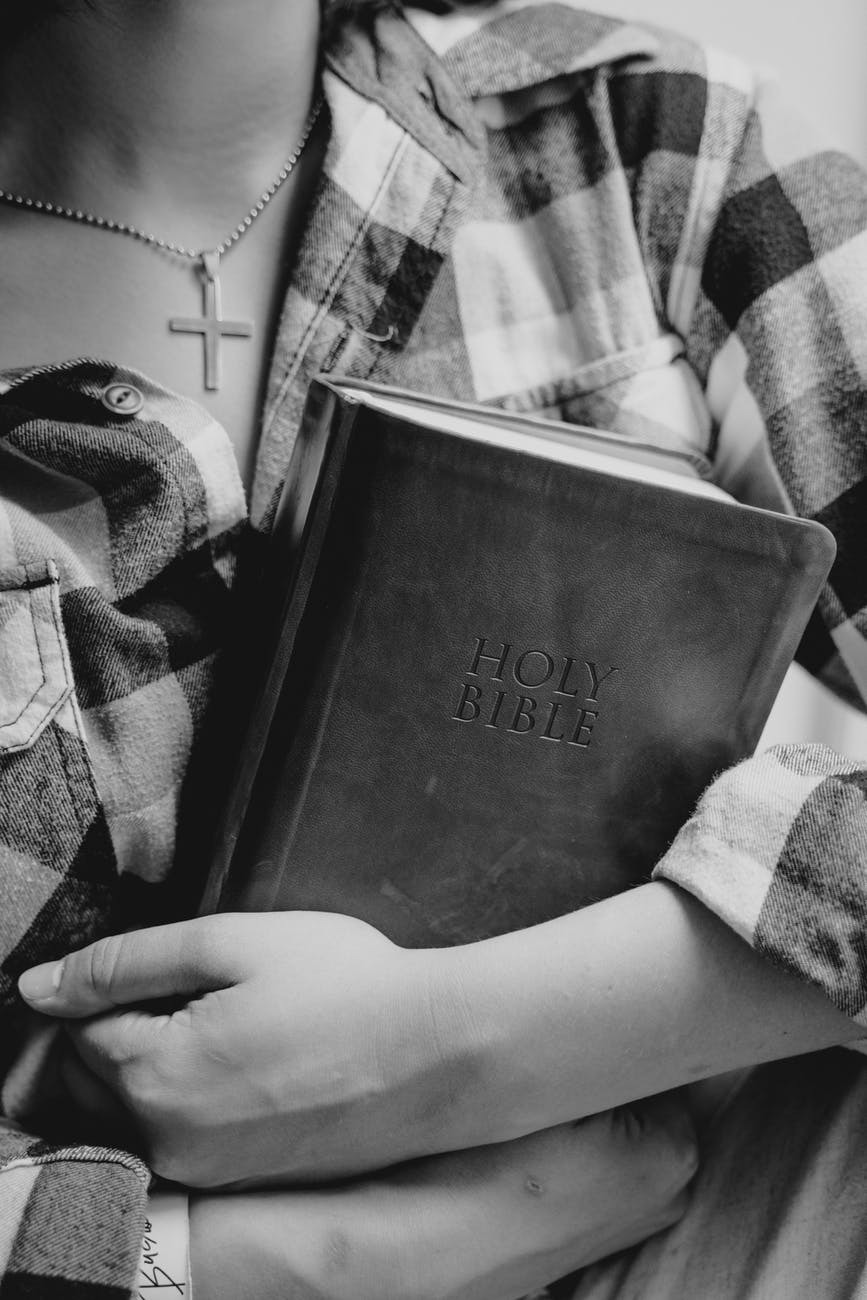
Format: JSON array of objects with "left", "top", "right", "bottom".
[
  {"left": 452, "top": 636, "right": 619, "bottom": 748},
  {"left": 201, "top": 376, "right": 836, "bottom": 948}
]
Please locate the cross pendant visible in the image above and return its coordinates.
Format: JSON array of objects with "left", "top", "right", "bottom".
[{"left": 169, "top": 250, "right": 253, "bottom": 392}]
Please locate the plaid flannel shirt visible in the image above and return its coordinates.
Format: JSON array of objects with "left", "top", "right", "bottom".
[{"left": 1, "top": 3, "right": 866, "bottom": 1293}]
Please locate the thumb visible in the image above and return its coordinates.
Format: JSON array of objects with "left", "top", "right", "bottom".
[{"left": 17, "top": 916, "right": 241, "bottom": 1018}]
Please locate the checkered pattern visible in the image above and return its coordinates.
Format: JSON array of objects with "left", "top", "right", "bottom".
[
  {"left": 0, "top": 364, "right": 245, "bottom": 1293},
  {"left": 0, "top": 1, "right": 866, "bottom": 1292},
  {"left": 0, "top": 363, "right": 246, "bottom": 1009},
  {"left": 657, "top": 745, "right": 867, "bottom": 1026},
  {"left": 0, "top": 1121, "right": 149, "bottom": 1299}
]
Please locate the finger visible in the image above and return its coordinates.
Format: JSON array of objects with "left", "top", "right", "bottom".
[
  {"left": 66, "top": 1008, "right": 161, "bottom": 1076},
  {"left": 17, "top": 916, "right": 241, "bottom": 1017},
  {"left": 57, "top": 1042, "right": 142, "bottom": 1148}
]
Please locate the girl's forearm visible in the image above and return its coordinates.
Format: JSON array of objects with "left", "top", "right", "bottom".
[
  {"left": 188, "top": 1098, "right": 697, "bottom": 1300},
  {"left": 433, "top": 881, "right": 864, "bottom": 1147},
  {"left": 23, "top": 884, "right": 864, "bottom": 1184}
]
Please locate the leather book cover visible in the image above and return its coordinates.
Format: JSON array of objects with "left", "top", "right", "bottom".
[{"left": 201, "top": 378, "right": 836, "bottom": 945}]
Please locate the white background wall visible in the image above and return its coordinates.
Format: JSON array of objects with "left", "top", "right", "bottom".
[
  {"left": 588, "top": 0, "right": 867, "bottom": 758},
  {"left": 586, "top": 0, "right": 867, "bottom": 165}
]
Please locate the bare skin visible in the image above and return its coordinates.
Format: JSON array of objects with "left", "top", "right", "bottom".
[
  {"left": 0, "top": 0, "right": 325, "bottom": 489},
  {"left": 187, "top": 1099, "right": 698, "bottom": 1300},
  {"left": 0, "top": 3, "right": 701, "bottom": 1293},
  {"left": 20, "top": 897, "right": 862, "bottom": 1189},
  {"left": 6, "top": 2, "right": 864, "bottom": 1295}
]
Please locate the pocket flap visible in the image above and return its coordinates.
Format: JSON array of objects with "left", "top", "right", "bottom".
[{"left": 0, "top": 561, "right": 73, "bottom": 753}]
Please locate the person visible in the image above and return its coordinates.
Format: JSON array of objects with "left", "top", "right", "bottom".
[{"left": 1, "top": 0, "right": 866, "bottom": 1295}]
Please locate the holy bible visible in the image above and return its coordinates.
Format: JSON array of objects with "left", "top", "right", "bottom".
[{"left": 200, "top": 377, "right": 836, "bottom": 945}]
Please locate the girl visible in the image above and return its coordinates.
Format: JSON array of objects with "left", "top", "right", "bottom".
[{"left": 3, "top": 0, "right": 867, "bottom": 1294}]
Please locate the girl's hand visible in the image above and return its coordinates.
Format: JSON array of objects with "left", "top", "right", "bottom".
[
  {"left": 19, "top": 883, "right": 859, "bottom": 1188},
  {"left": 17, "top": 911, "right": 485, "bottom": 1186},
  {"left": 189, "top": 1096, "right": 697, "bottom": 1300}
]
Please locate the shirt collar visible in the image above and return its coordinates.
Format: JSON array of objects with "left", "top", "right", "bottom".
[
  {"left": 434, "top": 4, "right": 661, "bottom": 98},
  {"left": 324, "top": 8, "right": 485, "bottom": 185},
  {"left": 324, "top": 4, "right": 660, "bottom": 180}
]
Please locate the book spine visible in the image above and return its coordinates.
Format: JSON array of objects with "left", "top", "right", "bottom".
[
  {"left": 723, "top": 529, "right": 835, "bottom": 752},
  {"left": 198, "top": 385, "right": 359, "bottom": 914}
]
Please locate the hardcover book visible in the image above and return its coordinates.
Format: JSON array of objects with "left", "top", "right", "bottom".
[{"left": 201, "top": 377, "right": 836, "bottom": 945}]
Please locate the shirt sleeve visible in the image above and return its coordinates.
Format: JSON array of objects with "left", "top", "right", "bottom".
[
  {"left": 0, "top": 1118, "right": 150, "bottom": 1296},
  {"left": 671, "top": 62, "right": 867, "bottom": 703},
  {"left": 652, "top": 60, "right": 867, "bottom": 1027}
]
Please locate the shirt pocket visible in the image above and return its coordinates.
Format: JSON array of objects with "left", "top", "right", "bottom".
[
  {"left": 0, "top": 560, "right": 117, "bottom": 1009},
  {"left": 0, "top": 560, "right": 74, "bottom": 754}
]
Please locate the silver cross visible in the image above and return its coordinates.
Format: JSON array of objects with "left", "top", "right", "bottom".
[{"left": 169, "top": 250, "right": 253, "bottom": 392}]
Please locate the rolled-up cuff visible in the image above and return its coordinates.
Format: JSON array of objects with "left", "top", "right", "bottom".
[{"left": 652, "top": 743, "right": 867, "bottom": 1044}]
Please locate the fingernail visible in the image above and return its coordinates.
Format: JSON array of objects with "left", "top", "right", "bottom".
[{"left": 19, "top": 960, "right": 65, "bottom": 1003}]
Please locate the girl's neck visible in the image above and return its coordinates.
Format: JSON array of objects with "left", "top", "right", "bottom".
[{"left": 0, "top": 0, "right": 321, "bottom": 246}]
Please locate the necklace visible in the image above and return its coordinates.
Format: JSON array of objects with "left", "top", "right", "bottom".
[{"left": 0, "top": 95, "right": 324, "bottom": 392}]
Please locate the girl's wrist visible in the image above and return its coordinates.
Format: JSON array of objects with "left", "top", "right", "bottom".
[
  {"left": 425, "top": 879, "right": 867, "bottom": 1157},
  {"left": 410, "top": 938, "right": 544, "bottom": 1153}
]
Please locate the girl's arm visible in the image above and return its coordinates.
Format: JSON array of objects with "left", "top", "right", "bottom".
[
  {"left": 188, "top": 1094, "right": 696, "bottom": 1300},
  {"left": 440, "top": 878, "right": 863, "bottom": 1147},
  {"left": 16, "top": 876, "right": 862, "bottom": 1189}
]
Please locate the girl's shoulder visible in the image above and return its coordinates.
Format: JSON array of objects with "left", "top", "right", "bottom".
[{"left": 404, "top": 0, "right": 738, "bottom": 99}]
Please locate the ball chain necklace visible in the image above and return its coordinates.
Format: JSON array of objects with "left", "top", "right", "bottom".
[{"left": 0, "top": 95, "right": 324, "bottom": 392}]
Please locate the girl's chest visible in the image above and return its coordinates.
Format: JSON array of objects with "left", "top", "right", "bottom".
[{"left": 0, "top": 187, "right": 315, "bottom": 492}]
